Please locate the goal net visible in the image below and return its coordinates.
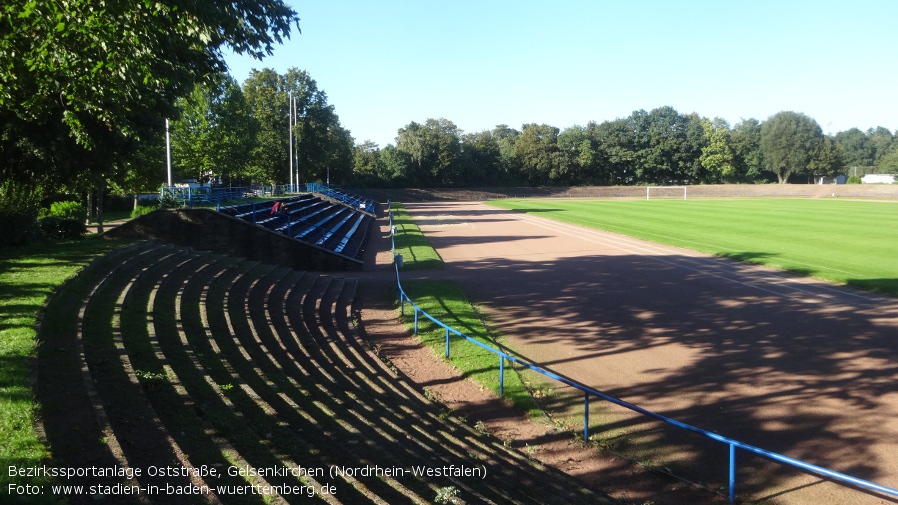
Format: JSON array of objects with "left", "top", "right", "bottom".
[{"left": 646, "top": 186, "right": 687, "bottom": 200}]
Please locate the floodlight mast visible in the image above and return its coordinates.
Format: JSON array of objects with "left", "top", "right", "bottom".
[
  {"left": 165, "top": 118, "right": 172, "bottom": 186},
  {"left": 288, "top": 92, "right": 293, "bottom": 193},
  {"left": 294, "top": 96, "right": 299, "bottom": 193}
]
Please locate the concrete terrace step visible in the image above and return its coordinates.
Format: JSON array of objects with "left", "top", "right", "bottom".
[
  {"left": 77, "top": 243, "right": 200, "bottom": 501},
  {"left": 283, "top": 274, "right": 609, "bottom": 504},
  {"left": 37, "top": 241, "right": 166, "bottom": 503},
  {"left": 38, "top": 244, "right": 614, "bottom": 505}
]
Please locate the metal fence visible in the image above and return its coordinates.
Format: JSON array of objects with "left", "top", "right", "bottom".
[
  {"left": 159, "top": 184, "right": 299, "bottom": 208},
  {"left": 387, "top": 202, "right": 898, "bottom": 504}
]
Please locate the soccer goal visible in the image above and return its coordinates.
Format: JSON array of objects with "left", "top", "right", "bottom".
[{"left": 646, "top": 186, "right": 687, "bottom": 200}]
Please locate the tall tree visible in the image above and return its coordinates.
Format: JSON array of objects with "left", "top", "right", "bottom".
[
  {"left": 558, "top": 125, "right": 596, "bottom": 185},
  {"left": 242, "top": 68, "right": 351, "bottom": 186},
  {"left": 877, "top": 146, "right": 898, "bottom": 173},
  {"left": 867, "top": 127, "right": 895, "bottom": 169},
  {"left": 700, "top": 118, "right": 736, "bottom": 183},
  {"left": 0, "top": 0, "right": 299, "bottom": 191},
  {"left": 379, "top": 145, "right": 412, "bottom": 185},
  {"left": 730, "top": 118, "right": 765, "bottom": 182},
  {"left": 460, "top": 131, "right": 503, "bottom": 185},
  {"left": 242, "top": 68, "right": 290, "bottom": 184},
  {"left": 760, "top": 111, "right": 823, "bottom": 184},
  {"left": 590, "top": 118, "right": 638, "bottom": 185},
  {"left": 630, "top": 107, "right": 704, "bottom": 185},
  {"left": 515, "top": 123, "right": 563, "bottom": 186},
  {"left": 395, "top": 118, "right": 463, "bottom": 186},
  {"left": 352, "top": 141, "right": 385, "bottom": 186},
  {"left": 834, "top": 127, "right": 872, "bottom": 168},
  {"left": 491, "top": 125, "right": 523, "bottom": 184},
  {"left": 171, "top": 74, "right": 259, "bottom": 185},
  {"left": 808, "top": 136, "right": 844, "bottom": 179}
]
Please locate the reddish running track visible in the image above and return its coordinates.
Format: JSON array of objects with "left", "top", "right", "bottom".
[{"left": 404, "top": 200, "right": 898, "bottom": 505}]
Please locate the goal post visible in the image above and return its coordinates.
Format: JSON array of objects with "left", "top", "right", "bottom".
[{"left": 646, "top": 186, "right": 687, "bottom": 200}]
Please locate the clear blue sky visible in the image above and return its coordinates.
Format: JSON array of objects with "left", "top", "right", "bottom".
[{"left": 224, "top": 0, "right": 898, "bottom": 148}]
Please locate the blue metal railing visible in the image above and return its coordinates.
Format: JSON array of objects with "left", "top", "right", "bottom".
[
  {"left": 307, "top": 183, "right": 376, "bottom": 215},
  {"left": 160, "top": 184, "right": 302, "bottom": 208},
  {"left": 387, "top": 202, "right": 898, "bottom": 504}
]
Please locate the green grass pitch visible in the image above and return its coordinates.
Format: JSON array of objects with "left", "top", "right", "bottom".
[{"left": 487, "top": 198, "right": 898, "bottom": 296}]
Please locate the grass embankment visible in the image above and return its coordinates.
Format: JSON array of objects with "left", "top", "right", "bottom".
[
  {"left": 0, "top": 237, "right": 129, "bottom": 492},
  {"left": 389, "top": 202, "right": 443, "bottom": 270},
  {"left": 389, "top": 203, "right": 540, "bottom": 416},
  {"left": 489, "top": 198, "right": 898, "bottom": 296}
]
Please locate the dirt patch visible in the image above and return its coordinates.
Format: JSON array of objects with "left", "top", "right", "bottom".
[
  {"left": 357, "top": 279, "right": 725, "bottom": 505},
  {"left": 357, "top": 220, "right": 725, "bottom": 504},
  {"left": 365, "top": 200, "right": 898, "bottom": 505}
]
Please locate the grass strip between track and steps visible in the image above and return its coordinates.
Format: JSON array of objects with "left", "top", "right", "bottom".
[
  {"left": 389, "top": 202, "right": 443, "bottom": 271},
  {"left": 390, "top": 202, "right": 546, "bottom": 419}
]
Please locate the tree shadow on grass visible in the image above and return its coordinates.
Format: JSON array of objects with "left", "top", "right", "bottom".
[
  {"left": 400, "top": 203, "right": 898, "bottom": 503},
  {"left": 846, "top": 278, "right": 898, "bottom": 297}
]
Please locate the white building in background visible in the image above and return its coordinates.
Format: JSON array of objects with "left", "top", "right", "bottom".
[{"left": 861, "top": 174, "right": 896, "bottom": 184}]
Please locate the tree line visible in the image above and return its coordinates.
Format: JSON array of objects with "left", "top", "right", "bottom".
[
  {"left": 169, "top": 74, "right": 898, "bottom": 190},
  {"left": 2, "top": 0, "right": 897, "bottom": 245},
  {"left": 354, "top": 111, "right": 898, "bottom": 188}
]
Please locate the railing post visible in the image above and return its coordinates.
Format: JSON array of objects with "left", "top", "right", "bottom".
[
  {"left": 400, "top": 292, "right": 405, "bottom": 316},
  {"left": 252, "top": 202, "right": 257, "bottom": 224},
  {"left": 584, "top": 392, "right": 590, "bottom": 442},
  {"left": 414, "top": 309, "right": 419, "bottom": 335},
  {"left": 729, "top": 443, "right": 736, "bottom": 503},
  {"left": 445, "top": 328, "right": 450, "bottom": 358},
  {"left": 499, "top": 356, "right": 505, "bottom": 396}
]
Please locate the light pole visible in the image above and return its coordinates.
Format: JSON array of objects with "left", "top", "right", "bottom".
[
  {"left": 294, "top": 95, "right": 299, "bottom": 192},
  {"left": 288, "top": 92, "right": 293, "bottom": 193},
  {"left": 165, "top": 118, "right": 172, "bottom": 187}
]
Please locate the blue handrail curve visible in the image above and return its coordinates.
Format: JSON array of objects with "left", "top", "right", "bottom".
[{"left": 388, "top": 204, "right": 898, "bottom": 504}]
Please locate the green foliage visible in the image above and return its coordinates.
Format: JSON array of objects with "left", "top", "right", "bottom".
[
  {"left": 435, "top": 486, "right": 460, "bottom": 504},
  {"left": 0, "top": 207, "right": 41, "bottom": 247},
  {"left": 38, "top": 216, "right": 87, "bottom": 240},
  {"left": 0, "top": 238, "right": 126, "bottom": 493},
  {"left": 846, "top": 175, "right": 862, "bottom": 184},
  {"left": 160, "top": 193, "right": 183, "bottom": 209},
  {"left": 48, "top": 200, "right": 86, "bottom": 221},
  {"left": 700, "top": 118, "right": 737, "bottom": 182},
  {"left": 514, "top": 123, "right": 564, "bottom": 186},
  {"left": 834, "top": 127, "right": 873, "bottom": 167},
  {"left": 730, "top": 118, "right": 766, "bottom": 182},
  {"left": 242, "top": 68, "right": 353, "bottom": 186},
  {"left": 131, "top": 204, "right": 159, "bottom": 219},
  {"left": 0, "top": 0, "right": 299, "bottom": 213},
  {"left": 396, "top": 118, "right": 464, "bottom": 186},
  {"left": 351, "top": 141, "right": 388, "bottom": 186},
  {"left": 363, "top": 107, "right": 772, "bottom": 188},
  {"left": 0, "top": 183, "right": 41, "bottom": 247},
  {"left": 0, "top": 0, "right": 299, "bottom": 146},
  {"left": 356, "top": 107, "right": 880, "bottom": 188},
  {"left": 760, "top": 111, "right": 824, "bottom": 183},
  {"left": 171, "top": 73, "right": 259, "bottom": 185}
]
